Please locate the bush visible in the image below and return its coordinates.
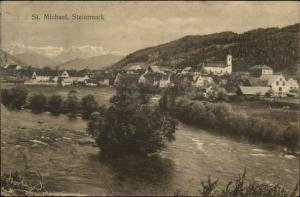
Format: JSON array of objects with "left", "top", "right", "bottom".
[
  {"left": 1, "top": 87, "right": 28, "bottom": 110},
  {"left": 29, "top": 93, "right": 47, "bottom": 113},
  {"left": 161, "top": 96, "right": 299, "bottom": 151},
  {"left": 198, "top": 169, "right": 298, "bottom": 197},
  {"left": 87, "top": 89, "right": 178, "bottom": 156},
  {"left": 1, "top": 89, "right": 12, "bottom": 106},
  {"left": 80, "top": 94, "right": 99, "bottom": 119},
  {"left": 48, "top": 94, "right": 64, "bottom": 115},
  {"left": 64, "top": 94, "right": 79, "bottom": 118},
  {"left": 1, "top": 171, "right": 47, "bottom": 196}
]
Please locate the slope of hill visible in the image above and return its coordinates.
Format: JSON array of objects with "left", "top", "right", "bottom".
[
  {"left": 112, "top": 23, "right": 299, "bottom": 73},
  {"left": 0, "top": 50, "right": 28, "bottom": 67},
  {"left": 56, "top": 54, "right": 124, "bottom": 70},
  {"left": 14, "top": 52, "right": 61, "bottom": 68}
]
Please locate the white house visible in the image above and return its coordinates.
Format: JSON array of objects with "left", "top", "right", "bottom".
[
  {"left": 28, "top": 71, "right": 58, "bottom": 85},
  {"left": 192, "top": 76, "right": 214, "bottom": 88},
  {"left": 260, "top": 74, "right": 289, "bottom": 97},
  {"left": 59, "top": 70, "right": 89, "bottom": 86},
  {"left": 287, "top": 78, "right": 299, "bottom": 92},
  {"left": 159, "top": 74, "right": 172, "bottom": 88},
  {"left": 138, "top": 65, "right": 172, "bottom": 88},
  {"left": 61, "top": 78, "right": 73, "bottom": 87},
  {"left": 85, "top": 79, "right": 98, "bottom": 87},
  {"left": 202, "top": 53, "right": 232, "bottom": 76},
  {"left": 250, "top": 65, "right": 273, "bottom": 77}
]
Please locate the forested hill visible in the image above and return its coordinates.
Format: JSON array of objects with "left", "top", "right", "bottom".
[{"left": 112, "top": 23, "right": 299, "bottom": 74}]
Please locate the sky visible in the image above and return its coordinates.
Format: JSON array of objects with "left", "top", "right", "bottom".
[{"left": 1, "top": 1, "right": 299, "bottom": 58}]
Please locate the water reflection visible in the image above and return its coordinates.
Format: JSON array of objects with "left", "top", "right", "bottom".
[{"left": 99, "top": 153, "right": 175, "bottom": 194}]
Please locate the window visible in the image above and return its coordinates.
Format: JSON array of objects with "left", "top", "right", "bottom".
[
  {"left": 276, "top": 81, "right": 279, "bottom": 86},
  {"left": 280, "top": 78, "right": 282, "bottom": 81},
  {"left": 283, "top": 82, "right": 285, "bottom": 86},
  {"left": 279, "top": 87, "right": 282, "bottom": 91}
]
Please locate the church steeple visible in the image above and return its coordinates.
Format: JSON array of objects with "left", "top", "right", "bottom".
[{"left": 227, "top": 50, "right": 232, "bottom": 67}]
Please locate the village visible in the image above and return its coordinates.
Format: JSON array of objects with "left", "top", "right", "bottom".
[{"left": 1, "top": 52, "right": 299, "bottom": 99}]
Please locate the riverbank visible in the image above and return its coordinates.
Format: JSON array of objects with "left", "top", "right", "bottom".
[{"left": 160, "top": 95, "right": 299, "bottom": 152}]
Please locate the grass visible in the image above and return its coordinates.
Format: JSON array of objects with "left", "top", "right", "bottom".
[{"left": 1, "top": 171, "right": 47, "bottom": 196}]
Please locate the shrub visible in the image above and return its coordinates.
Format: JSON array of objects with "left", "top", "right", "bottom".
[
  {"left": 198, "top": 169, "right": 298, "bottom": 197},
  {"left": 48, "top": 94, "right": 64, "bottom": 115},
  {"left": 162, "top": 96, "right": 299, "bottom": 151},
  {"left": 87, "top": 89, "right": 178, "bottom": 156},
  {"left": 64, "top": 94, "right": 79, "bottom": 118},
  {"left": 28, "top": 93, "right": 47, "bottom": 113},
  {"left": 1, "top": 89, "right": 12, "bottom": 106},
  {"left": 1, "top": 171, "right": 47, "bottom": 196},
  {"left": 2, "top": 87, "right": 28, "bottom": 110},
  {"left": 80, "top": 94, "right": 99, "bottom": 120}
]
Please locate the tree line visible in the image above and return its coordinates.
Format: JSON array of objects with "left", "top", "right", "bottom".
[
  {"left": 1, "top": 86, "right": 99, "bottom": 120},
  {"left": 159, "top": 93, "right": 299, "bottom": 151}
]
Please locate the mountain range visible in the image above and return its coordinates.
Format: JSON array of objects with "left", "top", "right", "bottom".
[
  {"left": 1, "top": 50, "right": 124, "bottom": 70},
  {"left": 112, "top": 23, "right": 299, "bottom": 74}
]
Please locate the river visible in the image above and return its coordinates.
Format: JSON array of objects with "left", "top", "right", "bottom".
[{"left": 1, "top": 108, "right": 298, "bottom": 195}]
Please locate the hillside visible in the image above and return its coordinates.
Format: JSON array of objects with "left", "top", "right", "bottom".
[
  {"left": 112, "top": 23, "right": 299, "bottom": 74},
  {"left": 56, "top": 54, "right": 124, "bottom": 70},
  {"left": 14, "top": 52, "right": 61, "bottom": 68},
  {"left": 0, "top": 50, "right": 28, "bottom": 67}
]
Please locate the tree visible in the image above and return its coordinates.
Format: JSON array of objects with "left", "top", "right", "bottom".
[
  {"left": 80, "top": 94, "right": 99, "bottom": 119},
  {"left": 29, "top": 93, "right": 47, "bottom": 113},
  {"left": 87, "top": 89, "right": 178, "bottom": 156},
  {"left": 64, "top": 94, "right": 79, "bottom": 118},
  {"left": 1, "top": 89, "right": 12, "bottom": 106},
  {"left": 9, "top": 87, "right": 28, "bottom": 110},
  {"left": 48, "top": 94, "right": 64, "bottom": 115}
]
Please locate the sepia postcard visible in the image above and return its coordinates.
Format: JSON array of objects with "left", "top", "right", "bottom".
[{"left": 1, "top": 1, "right": 299, "bottom": 196}]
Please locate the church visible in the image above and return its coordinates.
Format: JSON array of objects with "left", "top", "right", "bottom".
[{"left": 202, "top": 52, "right": 233, "bottom": 76}]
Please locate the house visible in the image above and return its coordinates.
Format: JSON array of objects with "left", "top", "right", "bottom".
[
  {"left": 59, "top": 70, "right": 89, "bottom": 86},
  {"left": 61, "top": 78, "right": 73, "bottom": 87},
  {"left": 192, "top": 76, "right": 214, "bottom": 88},
  {"left": 5, "top": 64, "right": 22, "bottom": 71},
  {"left": 239, "top": 86, "right": 271, "bottom": 96},
  {"left": 287, "top": 78, "right": 299, "bottom": 92},
  {"left": 201, "top": 52, "right": 232, "bottom": 76},
  {"left": 138, "top": 65, "right": 172, "bottom": 88},
  {"left": 139, "top": 72, "right": 162, "bottom": 87},
  {"left": 159, "top": 74, "right": 173, "bottom": 88},
  {"left": 241, "top": 74, "right": 292, "bottom": 97},
  {"left": 249, "top": 65, "right": 273, "bottom": 77},
  {"left": 29, "top": 70, "right": 58, "bottom": 85},
  {"left": 260, "top": 74, "right": 289, "bottom": 97},
  {"left": 85, "top": 79, "right": 98, "bottom": 87}
]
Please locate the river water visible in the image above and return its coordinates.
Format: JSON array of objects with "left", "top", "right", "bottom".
[{"left": 1, "top": 109, "right": 298, "bottom": 196}]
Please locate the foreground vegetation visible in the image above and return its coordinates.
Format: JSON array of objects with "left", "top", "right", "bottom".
[
  {"left": 160, "top": 93, "right": 299, "bottom": 151},
  {"left": 1, "top": 171, "right": 47, "bottom": 196},
  {"left": 175, "top": 169, "right": 298, "bottom": 197}
]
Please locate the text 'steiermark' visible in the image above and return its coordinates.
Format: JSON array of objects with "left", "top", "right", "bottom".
[{"left": 32, "top": 13, "right": 105, "bottom": 21}]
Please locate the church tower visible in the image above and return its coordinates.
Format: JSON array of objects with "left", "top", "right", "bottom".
[{"left": 226, "top": 50, "right": 232, "bottom": 74}]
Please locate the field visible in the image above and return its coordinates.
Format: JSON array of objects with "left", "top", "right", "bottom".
[{"left": 230, "top": 101, "right": 299, "bottom": 127}]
